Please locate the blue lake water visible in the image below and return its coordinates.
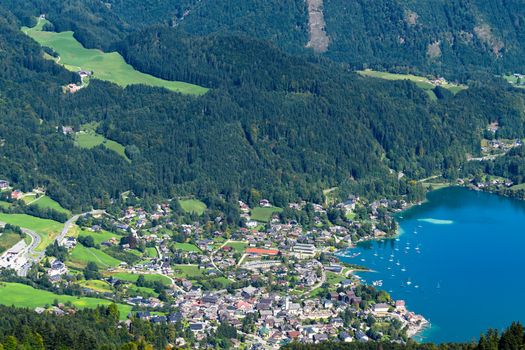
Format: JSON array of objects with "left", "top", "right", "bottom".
[{"left": 338, "top": 187, "right": 525, "bottom": 343}]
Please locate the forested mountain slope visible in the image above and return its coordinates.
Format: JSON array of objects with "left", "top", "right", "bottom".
[
  {"left": 3, "top": 0, "right": 525, "bottom": 79},
  {"left": 0, "top": 1, "right": 524, "bottom": 213},
  {"left": 134, "top": 0, "right": 525, "bottom": 78}
]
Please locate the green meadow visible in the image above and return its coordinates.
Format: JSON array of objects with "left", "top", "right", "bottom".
[
  {"left": 0, "top": 233, "right": 23, "bottom": 253},
  {"left": 0, "top": 282, "right": 131, "bottom": 319},
  {"left": 74, "top": 123, "right": 130, "bottom": 162},
  {"left": 22, "top": 19, "right": 208, "bottom": 95},
  {"left": 109, "top": 272, "right": 172, "bottom": 286},
  {"left": 224, "top": 241, "right": 248, "bottom": 252},
  {"left": 0, "top": 213, "right": 63, "bottom": 251},
  {"left": 357, "top": 69, "right": 467, "bottom": 99},
  {"left": 78, "top": 279, "right": 113, "bottom": 293},
  {"left": 178, "top": 199, "right": 207, "bottom": 215},
  {"left": 30, "top": 195, "right": 71, "bottom": 216},
  {"left": 250, "top": 206, "right": 283, "bottom": 222},
  {"left": 69, "top": 245, "right": 122, "bottom": 269},
  {"left": 145, "top": 247, "right": 158, "bottom": 258},
  {"left": 173, "top": 242, "right": 201, "bottom": 252},
  {"left": 172, "top": 264, "right": 204, "bottom": 279},
  {"left": 76, "top": 228, "right": 122, "bottom": 246}
]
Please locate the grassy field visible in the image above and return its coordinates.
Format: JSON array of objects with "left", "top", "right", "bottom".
[
  {"left": 224, "top": 241, "right": 248, "bottom": 252},
  {"left": 77, "top": 228, "right": 121, "bottom": 245},
  {"left": 69, "top": 245, "right": 122, "bottom": 269},
  {"left": 250, "top": 206, "right": 283, "bottom": 222},
  {"left": 21, "top": 194, "right": 37, "bottom": 204},
  {"left": 109, "top": 272, "right": 172, "bottom": 286},
  {"left": 172, "top": 264, "right": 204, "bottom": 278},
  {"left": 22, "top": 19, "right": 208, "bottom": 95},
  {"left": 145, "top": 247, "right": 158, "bottom": 258},
  {"left": 0, "top": 213, "right": 63, "bottom": 251},
  {"left": 78, "top": 279, "right": 113, "bottom": 293},
  {"left": 75, "top": 123, "right": 130, "bottom": 162},
  {"left": 0, "top": 282, "right": 131, "bottom": 319},
  {"left": 503, "top": 75, "right": 525, "bottom": 89},
  {"left": 173, "top": 242, "right": 201, "bottom": 252},
  {"left": 178, "top": 199, "right": 207, "bottom": 215},
  {"left": 510, "top": 183, "right": 525, "bottom": 191},
  {"left": 357, "top": 69, "right": 468, "bottom": 97},
  {"left": 0, "top": 201, "right": 11, "bottom": 209},
  {"left": 30, "top": 196, "right": 71, "bottom": 216},
  {"left": 0, "top": 233, "right": 23, "bottom": 253}
]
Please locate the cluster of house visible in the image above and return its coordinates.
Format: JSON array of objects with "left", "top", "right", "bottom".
[
  {"left": 127, "top": 279, "right": 426, "bottom": 348},
  {"left": 480, "top": 138, "right": 523, "bottom": 157}
]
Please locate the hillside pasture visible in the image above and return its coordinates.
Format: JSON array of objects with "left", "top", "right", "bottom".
[
  {"left": 0, "top": 282, "right": 131, "bottom": 319},
  {"left": 357, "top": 69, "right": 467, "bottom": 98},
  {"left": 178, "top": 199, "right": 207, "bottom": 215},
  {"left": 109, "top": 272, "right": 172, "bottom": 286},
  {"left": 250, "top": 206, "right": 283, "bottom": 222},
  {"left": 30, "top": 195, "right": 71, "bottom": 216},
  {"left": 22, "top": 19, "right": 208, "bottom": 95},
  {"left": 68, "top": 245, "right": 122, "bottom": 269},
  {"left": 75, "top": 130, "right": 130, "bottom": 162}
]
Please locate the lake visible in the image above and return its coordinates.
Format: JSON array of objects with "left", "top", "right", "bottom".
[{"left": 338, "top": 186, "right": 525, "bottom": 343}]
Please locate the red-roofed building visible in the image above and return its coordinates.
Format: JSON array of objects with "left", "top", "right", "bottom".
[{"left": 246, "top": 248, "right": 279, "bottom": 256}]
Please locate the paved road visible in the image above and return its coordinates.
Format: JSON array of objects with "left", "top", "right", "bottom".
[{"left": 3, "top": 209, "right": 106, "bottom": 276}]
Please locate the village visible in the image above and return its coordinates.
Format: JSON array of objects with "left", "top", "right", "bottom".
[{"left": 22, "top": 191, "right": 426, "bottom": 349}]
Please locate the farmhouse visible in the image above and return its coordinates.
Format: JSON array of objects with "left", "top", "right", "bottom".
[
  {"left": 66, "top": 84, "right": 81, "bottom": 93},
  {"left": 0, "top": 180, "right": 9, "bottom": 189}
]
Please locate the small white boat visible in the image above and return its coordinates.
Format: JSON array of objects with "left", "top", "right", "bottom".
[
  {"left": 401, "top": 267, "right": 406, "bottom": 272},
  {"left": 406, "top": 280, "right": 412, "bottom": 286},
  {"left": 396, "top": 260, "right": 401, "bottom": 266}
]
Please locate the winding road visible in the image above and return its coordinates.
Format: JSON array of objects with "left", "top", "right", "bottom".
[{"left": 3, "top": 209, "right": 106, "bottom": 276}]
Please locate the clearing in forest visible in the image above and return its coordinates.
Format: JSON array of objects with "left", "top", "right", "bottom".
[{"left": 22, "top": 18, "right": 208, "bottom": 95}]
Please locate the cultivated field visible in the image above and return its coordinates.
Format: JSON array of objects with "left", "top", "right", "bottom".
[
  {"left": 22, "top": 19, "right": 208, "bottom": 95},
  {"left": 0, "top": 213, "right": 63, "bottom": 251},
  {"left": 0, "top": 282, "right": 132, "bottom": 319}
]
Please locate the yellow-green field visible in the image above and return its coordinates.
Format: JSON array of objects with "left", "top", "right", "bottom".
[
  {"left": 357, "top": 69, "right": 468, "bottom": 98},
  {"left": 178, "top": 199, "right": 207, "bottom": 215},
  {"left": 68, "top": 245, "right": 122, "bottom": 269},
  {"left": 503, "top": 75, "right": 525, "bottom": 89},
  {"left": 108, "top": 272, "right": 172, "bottom": 285},
  {"left": 250, "top": 206, "right": 283, "bottom": 222},
  {"left": 30, "top": 195, "right": 71, "bottom": 216},
  {"left": 22, "top": 19, "right": 208, "bottom": 95},
  {"left": 0, "top": 282, "right": 131, "bottom": 320},
  {"left": 78, "top": 279, "right": 113, "bottom": 293},
  {"left": 0, "top": 232, "right": 23, "bottom": 253},
  {"left": 76, "top": 228, "right": 122, "bottom": 245},
  {"left": 0, "top": 213, "right": 63, "bottom": 251}
]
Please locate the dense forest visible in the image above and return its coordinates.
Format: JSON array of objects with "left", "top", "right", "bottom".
[
  {"left": 0, "top": 303, "right": 523, "bottom": 350},
  {"left": 0, "top": 304, "right": 191, "bottom": 349},
  {"left": 0, "top": 1, "right": 523, "bottom": 212}
]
